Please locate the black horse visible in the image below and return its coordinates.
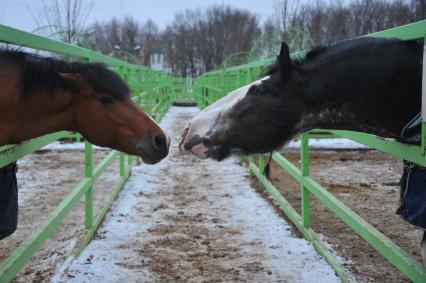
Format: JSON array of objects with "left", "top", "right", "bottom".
[
  {"left": 180, "top": 37, "right": 422, "bottom": 159},
  {"left": 180, "top": 37, "right": 425, "bottom": 264}
]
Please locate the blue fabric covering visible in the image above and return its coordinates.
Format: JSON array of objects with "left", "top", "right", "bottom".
[
  {"left": 398, "top": 162, "right": 426, "bottom": 230},
  {"left": 0, "top": 163, "right": 18, "bottom": 240},
  {"left": 398, "top": 113, "right": 426, "bottom": 230}
]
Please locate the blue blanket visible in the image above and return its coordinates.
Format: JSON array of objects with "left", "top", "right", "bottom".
[{"left": 398, "top": 113, "right": 426, "bottom": 230}]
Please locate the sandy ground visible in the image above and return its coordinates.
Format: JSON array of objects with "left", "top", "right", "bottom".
[
  {"left": 258, "top": 150, "right": 425, "bottom": 283},
  {"left": 0, "top": 146, "right": 120, "bottom": 283},
  {"left": 52, "top": 107, "right": 340, "bottom": 283}
]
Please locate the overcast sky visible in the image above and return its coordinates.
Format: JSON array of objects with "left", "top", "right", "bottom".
[{"left": 1, "top": 0, "right": 276, "bottom": 33}]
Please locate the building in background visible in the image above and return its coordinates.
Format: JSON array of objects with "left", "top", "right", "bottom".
[{"left": 148, "top": 47, "right": 173, "bottom": 73}]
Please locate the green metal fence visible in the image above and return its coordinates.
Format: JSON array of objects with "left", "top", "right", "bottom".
[
  {"left": 0, "top": 25, "right": 174, "bottom": 282},
  {"left": 193, "top": 20, "right": 426, "bottom": 283},
  {"left": 172, "top": 77, "right": 196, "bottom": 105},
  {"left": 2, "top": 19, "right": 426, "bottom": 283}
]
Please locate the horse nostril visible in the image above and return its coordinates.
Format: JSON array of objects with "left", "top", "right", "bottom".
[{"left": 152, "top": 133, "right": 167, "bottom": 151}]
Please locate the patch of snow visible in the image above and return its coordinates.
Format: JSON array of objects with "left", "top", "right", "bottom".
[
  {"left": 41, "top": 142, "right": 108, "bottom": 151},
  {"left": 285, "top": 138, "right": 368, "bottom": 150}
]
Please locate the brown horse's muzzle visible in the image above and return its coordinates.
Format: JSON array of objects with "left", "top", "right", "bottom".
[{"left": 136, "top": 131, "right": 170, "bottom": 164}]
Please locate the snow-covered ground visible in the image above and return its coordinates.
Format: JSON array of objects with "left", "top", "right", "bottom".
[
  {"left": 45, "top": 137, "right": 367, "bottom": 152},
  {"left": 285, "top": 138, "right": 368, "bottom": 150},
  {"left": 52, "top": 107, "right": 342, "bottom": 283},
  {"left": 42, "top": 131, "right": 368, "bottom": 153},
  {"left": 41, "top": 142, "right": 108, "bottom": 151}
]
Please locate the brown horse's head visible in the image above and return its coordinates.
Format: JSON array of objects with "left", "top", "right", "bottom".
[
  {"left": 0, "top": 49, "right": 169, "bottom": 164},
  {"left": 57, "top": 64, "right": 170, "bottom": 164}
]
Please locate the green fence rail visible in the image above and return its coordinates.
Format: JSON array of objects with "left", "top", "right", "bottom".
[
  {"left": 193, "top": 20, "right": 426, "bottom": 282},
  {"left": 0, "top": 25, "right": 174, "bottom": 282}
]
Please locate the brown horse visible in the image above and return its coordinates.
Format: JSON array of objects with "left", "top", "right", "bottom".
[{"left": 0, "top": 48, "right": 170, "bottom": 164}]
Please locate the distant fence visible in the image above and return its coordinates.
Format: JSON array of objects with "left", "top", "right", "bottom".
[
  {"left": 193, "top": 20, "right": 426, "bottom": 283},
  {"left": 0, "top": 25, "right": 175, "bottom": 282}
]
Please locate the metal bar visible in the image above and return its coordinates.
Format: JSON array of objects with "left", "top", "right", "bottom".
[
  {"left": 0, "top": 25, "right": 141, "bottom": 68},
  {"left": 76, "top": 166, "right": 131, "bottom": 256},
  {"left": 300, "top": 133, "right": 311, "bottom": 228},
  {"left": 0, "top": 149, "right": 118, "bottom": 283},
  {"left": 119, "top": 153, "right": 125, "bottom": 176},
  {"left": 0, "top": 178, "right": 92, "bottom": 283},
  {"left": 368, "top": 20, "right": 426, "bottom": 40},
  {"left": 0, "top": 132, "right": 69, "bottom": 167},
  {"left": 258, "top": 154, "right": 265, "bottom": 175},
  {"left": 84, "top": 141, "right": 93, "bottom": 230},
  {"left": 326, "top": 130, "right": 426, "bottom": 166},
  {"left": 84, "top": 54, "right": 94, "bottom": 230}
]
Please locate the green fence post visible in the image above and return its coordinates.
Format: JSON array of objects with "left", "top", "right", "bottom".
[
  {"left": 119, "top": 153, "right": 125, "bottom": 177},
  {"left": 83, "top": 58, "right": 94, "bottom": 230},
  {"left": 84, "top": 140, "right": 93, "bottom": 230},
  {"left": 248, "top": 155, "right": 254, "bottom": 176},
  {"left": 301, "top": 132, "right": 311, "bottom": 228},
  {"left": 259, "top": 154, "right": 265, "bottom": 175}
]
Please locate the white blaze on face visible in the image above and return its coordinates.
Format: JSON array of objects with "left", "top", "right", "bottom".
[{"left": 181, "top": 76, "right": 270, "bottom": 158}]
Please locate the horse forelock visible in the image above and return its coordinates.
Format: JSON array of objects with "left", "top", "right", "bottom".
[{"left": 82, "top": 63, "right": 130, "bottom": 99}]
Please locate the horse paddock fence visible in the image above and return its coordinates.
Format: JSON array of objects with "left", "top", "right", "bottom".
[{"left": 1, "top": 20, "right": 426, "bottom": 283}]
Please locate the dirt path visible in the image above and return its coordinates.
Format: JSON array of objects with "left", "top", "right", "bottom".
[{"left": 52, "top": 107, "right": 340, "bottom": 283}]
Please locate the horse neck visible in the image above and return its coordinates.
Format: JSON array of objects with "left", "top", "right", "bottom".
[
  {"left": 293, "top": 90, "right": 367, "bottom": 135},
  {"left": 291, "top": 65, "right": 410, "bottom": 139},
  {"left": 0, "top": 88, "right": 74, "bottom": 145}
]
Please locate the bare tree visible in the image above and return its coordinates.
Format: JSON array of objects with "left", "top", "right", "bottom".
[
  {"left": 273, "top": 0, "right": 300, "bottom": 40},
  {"left": 86, "top": 17, "right": 160, "bottom": 65},
  {"left": 121, "top": 17, "right": 140, "bottom": 53},
  {"left": 276, "top": 0, "right": 421, "bottom": 46},
  {"left": 140, "top": 19, "right": 160, "bottom": 66},
  {"left": 162, "top": 5, "right": 260, "bottom": 76},
  {"left": 412, "top": 0, "right": 426, "bottom": 19},
  {"left": 85, "top": 0, "right": 422, "bottom": 74},
  {"left": 33, "top": 0, "right": 93, "bottom": 45}
]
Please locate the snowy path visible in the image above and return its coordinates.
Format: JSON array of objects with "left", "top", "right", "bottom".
[{"left": 53, "top": 107, "right": 340, "bottom": 283}]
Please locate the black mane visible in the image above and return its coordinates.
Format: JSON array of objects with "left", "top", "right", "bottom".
[
  {"left": 265, "top": 37, "right": 421, "bottom": 77},
  {"left": 0, "top": 48, "right": 129, "bottom": 99}
]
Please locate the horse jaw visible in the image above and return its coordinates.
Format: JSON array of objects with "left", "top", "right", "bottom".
[{"left": 180, "top": 76, "right": 270, "bottom": 159}]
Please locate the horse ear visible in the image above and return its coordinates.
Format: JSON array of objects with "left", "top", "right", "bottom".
[
  {"left": 277, "top": 42, "right": 292, "bottom": 79},
  {"left": 58, "top": 73, "right": 83, "bottom": 91}
]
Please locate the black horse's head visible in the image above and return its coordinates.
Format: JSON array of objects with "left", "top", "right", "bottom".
[{"left": 180, "top": 42, "right": 304, "bottom": 160}]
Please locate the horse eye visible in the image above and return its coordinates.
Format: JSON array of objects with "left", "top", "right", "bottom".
[{"left": 99, "top": 96, "right": 114, "bottom": 105}]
